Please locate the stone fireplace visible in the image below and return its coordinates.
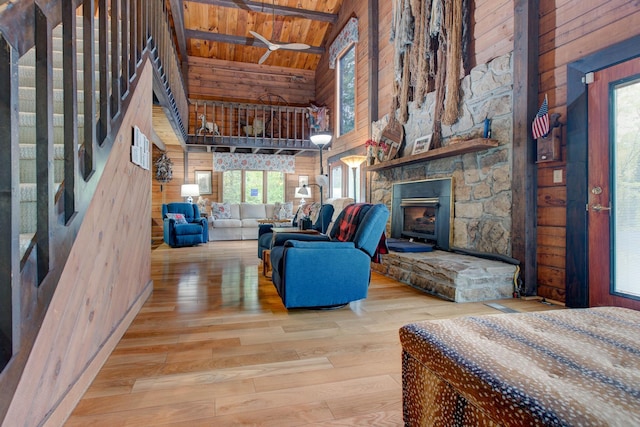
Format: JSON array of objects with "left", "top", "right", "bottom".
[
  {"left": 370, "top": 53, "right": 516, "bottom": 302},
  {"left": 372, "top": 53, "right": 514, "bottom": 257}
]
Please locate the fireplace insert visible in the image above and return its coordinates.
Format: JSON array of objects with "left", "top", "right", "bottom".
[
  {"left": 391, "top": 178, "right": 453, "bottom": 250},
  {"left": 401, "top": 198, "right": 439, "bottom": 241}
]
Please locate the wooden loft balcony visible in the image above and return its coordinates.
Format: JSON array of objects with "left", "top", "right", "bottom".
[{"left": 185, "top": 99, "right": 319, "bottom": 155}]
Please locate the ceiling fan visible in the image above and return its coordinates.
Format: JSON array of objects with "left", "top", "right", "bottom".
[{"left": 250, "top": 0, "right": 310, "bottom": 64}]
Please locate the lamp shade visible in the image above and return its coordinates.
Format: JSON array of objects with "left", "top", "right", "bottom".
[
  {"left": 341, "top": 155, "right": 367, "bottom": 168},
  {"left": 180, "top": 184, "right": 200, "bottom": 197},
  {"left": 294, "top": 187, "right": 310, "bottom": 198},
  {"left": 310, "top": 131, "right": 333, "bottom": 146}
]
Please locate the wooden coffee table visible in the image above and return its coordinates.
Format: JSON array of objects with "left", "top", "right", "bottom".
[{"left": 257, "top": 219, "right": 293, "bottom": 226}]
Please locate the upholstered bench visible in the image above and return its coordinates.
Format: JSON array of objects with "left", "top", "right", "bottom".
[{"left": 400, "top": 307, "right": 640, "bottom": 426}]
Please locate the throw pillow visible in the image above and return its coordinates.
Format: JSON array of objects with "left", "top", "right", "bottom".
[
  {"left": 211, "top": 202, "right": 231, "bottom": 219},
  {"left": 274, "top": 201, "right": 293, "bottom": 220},
  {"left": 166, "top": 213, "right": 188, "bottom": 224},
  {"left": 296, "top": 202, "right": 321, "bottom": 223}
]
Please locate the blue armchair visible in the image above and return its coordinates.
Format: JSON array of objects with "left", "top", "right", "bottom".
[
  {"left": 257, "top": 203, "right": 334, "bottom": 259},
  {"left": 162, "top": 203, "right": 208, "bottom": 247},
  {"left": 269, "top": 203, "right": 389, "bottom": 309}
]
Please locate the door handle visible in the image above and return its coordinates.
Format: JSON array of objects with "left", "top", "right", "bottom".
[{"left": 591, "top": 203, "right": 612, "bottom": 212}]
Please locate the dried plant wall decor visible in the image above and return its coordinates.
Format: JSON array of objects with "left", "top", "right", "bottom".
[
  {"left": 154, "top": 153, "right": 173, "bottom": 185},
  {"left": 390, "top": 0, "right": 471, "bottom": 148}
]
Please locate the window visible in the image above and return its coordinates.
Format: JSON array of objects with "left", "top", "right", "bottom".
[
  {"left": 244, "top": 171, "right": 263, "bottom": 203},
  {"left": 331, "top": 165, "right": 343, "bottom": 198},
  {"left": 266, "top": 171, "right": 285, "bottom": 203},
  {"left": 337, "top": 44, "right": 356, "bottom": 136},
  {"left": 223, "top": 170, "right": 242, "bottom": 203},
  {"left": 331, "top": 163, "right": 365, "bottom": 201},
  {"left": 222, "top": 170, "right": 285, "bottom": 203}
]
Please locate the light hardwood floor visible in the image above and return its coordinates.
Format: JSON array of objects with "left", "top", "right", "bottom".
[{"left": 66, "top": 241, "right": 562, "bottom": 426}]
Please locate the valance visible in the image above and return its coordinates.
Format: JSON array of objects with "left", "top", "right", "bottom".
[
  {"left": 212, "top": 153, "right": 295, "bottom": 173},
  {"left": 329, "top": 17, "right": 359, "bottom": 69}
]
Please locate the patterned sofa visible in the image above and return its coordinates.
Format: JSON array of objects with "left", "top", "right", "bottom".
[{"left": 400, "top": 307, "right": 640, "bottom": 426}]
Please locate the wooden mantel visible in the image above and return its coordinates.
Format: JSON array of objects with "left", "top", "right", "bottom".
[{"left": 367, "top": 138, "right": 499, "bottom": 171}]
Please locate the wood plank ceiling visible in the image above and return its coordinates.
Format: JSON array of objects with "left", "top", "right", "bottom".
[{"left": 172, "top": 0, "right": 344, "bottom": 71}]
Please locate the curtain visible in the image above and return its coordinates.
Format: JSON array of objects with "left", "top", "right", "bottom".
[{"left": 212, "top": 153, "right": 295, "bottom": 173}]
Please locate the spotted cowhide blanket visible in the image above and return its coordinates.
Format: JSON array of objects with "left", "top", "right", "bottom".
[{"left": 400, "top": 307, "right": 640, "bottom": 426}]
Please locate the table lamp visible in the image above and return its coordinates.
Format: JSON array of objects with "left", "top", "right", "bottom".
[
  {"left": 294, "top": 186, "right": 308, "bottom": 208},
  {"left": 181, "top": 184, "right": 200, "bottom": 204}
]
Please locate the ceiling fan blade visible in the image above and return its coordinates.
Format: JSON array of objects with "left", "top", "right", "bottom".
[
  {"left": 279, "top": 43, "right": 311, "bottom": 51},
  {"left": 258, "top": 49, "right": 272, "bottom": 64},
  {"left": 249, "top": 31, "right": 276, "bottom": 50}
]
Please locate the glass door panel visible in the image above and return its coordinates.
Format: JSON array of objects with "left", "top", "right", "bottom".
[{"left": 612, "top": 78, "right": 640, "bottom": 298}]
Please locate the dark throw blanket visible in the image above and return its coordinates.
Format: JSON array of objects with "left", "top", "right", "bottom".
[
  {"left": 335, "top": 203, "right": 388, "bottom": 263},
  {"left": 335, "top": 203, "right": 368, "bottom": 242}
]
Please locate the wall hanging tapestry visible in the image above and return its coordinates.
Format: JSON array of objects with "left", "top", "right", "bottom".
[{"left": 212, "top": 153, "right": 295, "bottom": 173}]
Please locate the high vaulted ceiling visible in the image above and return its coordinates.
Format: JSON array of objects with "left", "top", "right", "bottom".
[{"left": 171, "top": 0, "right": 344, "bottom": 71}]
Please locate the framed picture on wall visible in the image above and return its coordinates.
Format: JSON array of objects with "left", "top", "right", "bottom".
[
  {"left": 412, "top": 134, "right": 433, "bottom": 155},
  {"left": 298, "top": 175, "right": 309, "bottom": 187},
  {"left": 195, "top": 170, "right": 212, "bottom": 195}
]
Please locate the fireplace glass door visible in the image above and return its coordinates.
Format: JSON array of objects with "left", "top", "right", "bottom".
[{"left": 401, "top": 198, "right": 439, "bottom": 241}]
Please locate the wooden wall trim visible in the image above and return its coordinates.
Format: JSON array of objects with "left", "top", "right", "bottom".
[
  {"left": 511, "top": 0, "right": 539, "bottom": 295},
  {"left": 565, "top": 34, "right": 640, "bottom": 307}
]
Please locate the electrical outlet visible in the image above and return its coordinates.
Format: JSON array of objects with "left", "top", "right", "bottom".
[{"left": 553, "top": 169, "right": 563, "bottom": 184}]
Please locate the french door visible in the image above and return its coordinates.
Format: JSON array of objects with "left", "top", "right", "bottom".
[{"left": 587, "top": 57, "right": 640, "bottom": 309}]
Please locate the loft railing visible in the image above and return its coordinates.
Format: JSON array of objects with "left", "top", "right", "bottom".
[
  {"left": 188, "top": 99, "right": 313, "bottom": 146},
  {"left": 0, "top": 0, "right": 187, "bottom": 376}
]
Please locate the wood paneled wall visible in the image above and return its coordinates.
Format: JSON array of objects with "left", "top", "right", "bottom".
[
  {"left": 2, "top": 62, "right": 154, "bottom": 426},
  {"left": 473, "top": 0, "right": 514, "bottom": 67},
  {"left": 187, "top": 56, "right": 316, "bottom": 105},
  {"left": 535, "top": 0, "right": 640, "bottom": 302}
]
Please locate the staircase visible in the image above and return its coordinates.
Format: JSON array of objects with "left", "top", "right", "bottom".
[
  {"left": 0, "top": 0, "right": 190, "bottom": 422},
  {"left": 17, "top": 20, "right": 102, "bottom": 258}
]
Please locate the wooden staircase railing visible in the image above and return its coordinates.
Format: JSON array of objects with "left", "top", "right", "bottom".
[{"left": 0, "top": 0, "right": 187, "bottom": 377}]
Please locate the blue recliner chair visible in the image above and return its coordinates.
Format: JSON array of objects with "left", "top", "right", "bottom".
[
  {"left": 162, "top": 202, "right": 209, "bottom": 247},
  {"left": 257, "top": 204, "right": 335, "bottom": 259},
  {"left": 269, "top": 203, "right": 389, "bottom": 309}
]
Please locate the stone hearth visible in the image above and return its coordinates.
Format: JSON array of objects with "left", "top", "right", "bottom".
[{"left": 374, "top": 251, "right": 515, "bottom": 303}]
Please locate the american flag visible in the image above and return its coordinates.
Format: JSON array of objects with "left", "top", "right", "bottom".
[{"left": 532, "top": 95, "right": 550, "bottom": 139}]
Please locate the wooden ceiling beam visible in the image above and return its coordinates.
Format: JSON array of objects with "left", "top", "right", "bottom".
[
  {"left": 185, "top": 0, "right": 338, "bottom": 23},
  {"left": 185, "top": 29, "right": 325, "bottom": 55}
]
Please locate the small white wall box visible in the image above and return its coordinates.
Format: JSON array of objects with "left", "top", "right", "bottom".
[{"left": 131, "top": 125, "right": 150, "bottom": 170}]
